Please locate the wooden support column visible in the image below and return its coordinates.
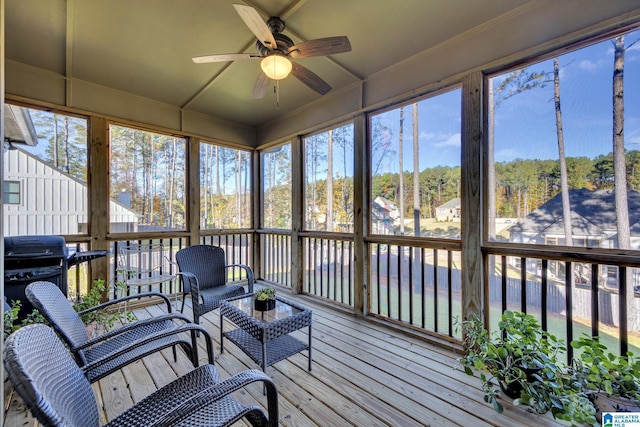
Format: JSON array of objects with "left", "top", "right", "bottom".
[
  {"left": 461, "top": 72, "right": 484, "bottom": 321},
  {"left": 252, "top": 150, "right": 261, "bottom": 279},
  {"left": 89, "top": 116, "right": 110, "bottom": 284},
  {"left": 291, "top": 136, "right": 304, "bottom": 294},
  {"left": 187, "top": 136, "right": 200, "bottom": 245},
  {"left": 353, "top": 114, "right": 367, "bottom": 316}
]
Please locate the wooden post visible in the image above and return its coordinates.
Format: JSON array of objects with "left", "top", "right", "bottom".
[
  {"left": 291, "top": 136, "right": 304, "bottom": 294},
  {"left": 461, "top": 72, "right": 484, "bottom": 321},
  {"left": 353, "top": 114, "right": 367, "bottom": 316},
  {"left": 187, "top": 136, "right": 200, "bottom": 245},
  {"left": 252, "top": 150, "right": 262, "bottom": 279},
  {"left": 89, "top": 116, "right": 110, "bottom": 287}
]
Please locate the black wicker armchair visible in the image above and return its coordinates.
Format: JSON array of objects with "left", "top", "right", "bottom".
[
  {"left": 4, "top": 324, "right": 279, "bottom": 426},
  {"left": 26, "top": 280, "right": 214, "bottom": 382},
  {"left": 176, "top": 245, "right": 254, "bottom": 324}
]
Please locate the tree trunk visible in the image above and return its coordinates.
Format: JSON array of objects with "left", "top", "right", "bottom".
[
  {"left": 487, "top": 83, "right": 496, "bottom": 240},
  {"left": 327, "top": 130, "right": 334, "bottom": 232},
  {"left": 554, "top": 58, "right": 573, "bottom": 247},
  {"left": 399, "top": 107, "right": 405, "bottom": 235},
  {"left": 413, "top": 103, "right": 420, "bottom": 236},
  {"left": 612, "top": 35, "right": 636, "bottom": 331}
]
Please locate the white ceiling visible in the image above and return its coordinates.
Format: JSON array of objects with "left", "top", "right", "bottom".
[{"left": 5, "top": 1, "right": 640, "bottom": 130}]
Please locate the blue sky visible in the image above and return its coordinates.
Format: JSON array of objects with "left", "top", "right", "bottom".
[
  {"left": 493, "top": 29, "right": 640, "bottom": 163},
  {"left": 374, "top": 28, "right": 640, "bottom": 173}
]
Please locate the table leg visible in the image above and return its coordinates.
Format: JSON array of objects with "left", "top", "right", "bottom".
[
  {"left": 220, "top": 311, "right": 225, "bottom": 353},
  {"left": 308, "top": 323, "right": 313, "bottom": 371}
]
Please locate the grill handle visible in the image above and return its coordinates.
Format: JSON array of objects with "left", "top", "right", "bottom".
[{"left": 5, "top": 250, "right": 54, "bottom": 258}]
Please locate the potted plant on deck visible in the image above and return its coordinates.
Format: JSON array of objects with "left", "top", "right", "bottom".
[
  {"left": 254, "top": 287, "right": 276, "bottom": 311},
  {"left": 456, "top": 311, "right": 566, "bottom": 414},
  {"left": 570, "top": 335, "right": 640, "bottom": 422}
]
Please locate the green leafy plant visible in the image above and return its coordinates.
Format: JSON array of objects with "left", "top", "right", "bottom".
[
  {"left": 456, "top": 312, "right": 602, "bottom": 426},
  {"left": 3, "top": 300, "right": 22, "bottom": 340},
  {"left": 4, "top": 299, "right": 46, "bottom": 340},
  {"left": 455, "top": 311, "right": 565, "bottom": 414},
  {"left": 570, "top": 335, "right": 640, "bottom": 418},
  {"left": 254, "top": 287, "right": 276, "bottom": 301},
  {"left": 74, "top": 279, "right": 134, "bottom": 333}
]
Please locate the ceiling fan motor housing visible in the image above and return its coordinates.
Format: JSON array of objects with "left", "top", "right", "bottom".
[{"left": 256, "top": 31, "right": 294, "bottom": 56}]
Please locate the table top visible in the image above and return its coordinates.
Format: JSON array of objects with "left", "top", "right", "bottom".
[{"left": 223, "top": 294, "right": 307, "bottom": 324}]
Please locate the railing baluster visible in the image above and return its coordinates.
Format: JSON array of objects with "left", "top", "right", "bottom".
[
  {"left": 591, "top": 263, "right": 599, "bottom": 338},
  {"left": 433, "top": 249, "right": 438, "bottom": 333},
  {"left": 620, "top": 266, "right": 628, "bottom": 356}
]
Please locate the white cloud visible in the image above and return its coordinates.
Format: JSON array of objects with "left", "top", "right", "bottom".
[
  {"left": 420, "top": 131, "right": 460, "bottom": 148},
  {"left": 433, "top": 133, "right": 461, "bottom": 148},
  {"left": 577, "top": 59, "right": 601, "bottom": 73}
]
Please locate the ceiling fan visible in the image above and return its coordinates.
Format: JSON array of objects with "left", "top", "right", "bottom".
[{"left": 192, "top": 3, "right": 351, "bottom": 99}]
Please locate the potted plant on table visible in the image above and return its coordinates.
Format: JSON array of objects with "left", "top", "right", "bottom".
[
  {"left": 570, "top": 335, "right": 640, "bottom": 422},
  {"left": 254, "top": 287, "right": 276, "bottom": 311}
]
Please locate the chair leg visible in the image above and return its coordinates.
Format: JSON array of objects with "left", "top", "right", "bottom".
[{"left": 180, "top": 293, "right": 186, "bottom": 313}]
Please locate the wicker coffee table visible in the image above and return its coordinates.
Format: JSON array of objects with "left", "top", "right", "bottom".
[{"left": 220, "top": 294, "right": 312, "bottom": 372}]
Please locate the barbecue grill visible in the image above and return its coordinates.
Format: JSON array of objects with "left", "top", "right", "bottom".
[{"left": 4, "top": 235, "right": 109, "bottom": 319}]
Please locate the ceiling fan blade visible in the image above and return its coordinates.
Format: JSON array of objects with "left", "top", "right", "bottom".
[
  {"left": 233, "top": 4, "right": 277, "bottom": 50},
  {"left": 192, "top": 53, "right": 261, "bottom": 63},
  {"left": 252, "top": 72, "right": 271, "bottom": 99},
  {"left": 288, "top": 36, "right": 351, "bottom": 58},
  {"left": 291, "top": 63, "right": 331, "bottom": 95}
]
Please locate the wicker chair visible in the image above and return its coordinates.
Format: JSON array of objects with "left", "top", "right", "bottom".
[
  {"left": 3, "top": 324, "right": 279, "bottom": 426},
  {"left": 176, "top": 245, "right": 254, "bottom": 324},
  {"left": 26, "top": 280, "right": 214, "bottom": 383}
]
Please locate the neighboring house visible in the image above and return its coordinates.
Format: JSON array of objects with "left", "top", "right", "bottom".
[
  {"left": 509, "top": 188, "right": 640, "bottom": 286},
  {"left": 4, "top": 148, "right": 138, "bottom": 236},
  {"left": 371, "top": 196, "right": 399, "bottom": 234},
  {"left": 509, "top": 188, "right": 640, "bottom": 249},
  {"left": 435, "top": 198, "right": 461, "bottom": 222}
]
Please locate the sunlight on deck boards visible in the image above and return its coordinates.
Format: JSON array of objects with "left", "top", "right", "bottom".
[{"left": 3, "top": 290, "right": 567, "bottom": 426}]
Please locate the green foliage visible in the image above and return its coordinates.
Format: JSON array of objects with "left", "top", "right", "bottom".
[
  {"left": 456, "top": 311, "right": 565, "bottom": 414},
  {"left": 571, "top": 335, "right": 640, "bottom": 402},
  {"left": 74, "top": 279, "right": 134, "bottom": 330},
  {"left": 456, "top": 311, "right": 597, "bottom": 425},
  {"left": 3, "top": 300, "right": 46, "bottom": 341},
  {"left": 3, "top": 300, "right": 22, "bottom": 340},
  {"left": 254, "top": 287, "right": 276, "bottom": 301}
]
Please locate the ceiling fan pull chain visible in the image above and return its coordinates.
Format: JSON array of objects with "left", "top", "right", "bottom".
[{"left": 276, "top": 80, "right": 281, "bottom": 109}]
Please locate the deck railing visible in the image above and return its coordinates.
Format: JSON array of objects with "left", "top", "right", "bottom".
[
  {"left": 304, "top": 234, "right": 354, "bottom": 307},
  {"left": 369, "top": 241, "right": 462, "bottom": 339},
  {"left": 259, "top": 230, "right": 292, "bottom": 288},
  {"left": 485, "top": 247, "right": 640, "bottom": 361},
  {"left": 109, "top": 233, "right": 252, "bottom": 298}
]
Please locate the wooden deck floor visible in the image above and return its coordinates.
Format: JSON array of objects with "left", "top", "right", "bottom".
[{"left": 4, "top": 290, "right": 566, "bottom": 426}]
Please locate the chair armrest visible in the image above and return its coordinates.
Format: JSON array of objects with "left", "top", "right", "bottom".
[
  {"left": 77, "top": 291, "right": 173, "bottom": 316},
  {"left": 226, "top": 263, "right": 255, "bottom": 293},
  {"left": 152, "top": 369, "right": 278, "bottom": 427},
  {"left": 80, "top": 323, "right": 215, "bottom": 374},
  {"left": 76, "top": 312, "right": 193, "bottom": 349},
  {"left": 176, "top": 271, "right": 202, "bottom": 301}
]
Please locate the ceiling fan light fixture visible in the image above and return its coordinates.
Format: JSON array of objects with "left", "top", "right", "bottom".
[{"left": 261, "top": 54, "right": 292, "bottom": 80}]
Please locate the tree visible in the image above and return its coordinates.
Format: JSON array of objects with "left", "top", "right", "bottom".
[{"left": 554, "top": 58, "right": 573, "bottom": 246}]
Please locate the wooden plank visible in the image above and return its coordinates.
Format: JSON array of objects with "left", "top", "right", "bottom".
[
  {"left": 461, "top": 71, "right": 484, "bottom": 322},
  {"left": 97, "top": 370, "right": 134, "bottom": 421}
]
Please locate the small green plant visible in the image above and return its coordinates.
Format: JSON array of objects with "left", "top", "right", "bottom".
[
  {"left": 3, "top": 300, "right": 22, "bottom": 340},
  {"left": 254, "top": 287, "right": 276, "bottom": 301},
  {"left": 3, "top": 300, "right": 46, "bottom": 340},
  {"left": 571, "top": 335, "right": 640, "bottom": 401},
  {"left": 74, "top": 279, "right": 134, "bottom": 333}
]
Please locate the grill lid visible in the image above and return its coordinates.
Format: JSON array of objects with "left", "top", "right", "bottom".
[{"left": 5, "top": 235, "right": 68, "bottom": 259}]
